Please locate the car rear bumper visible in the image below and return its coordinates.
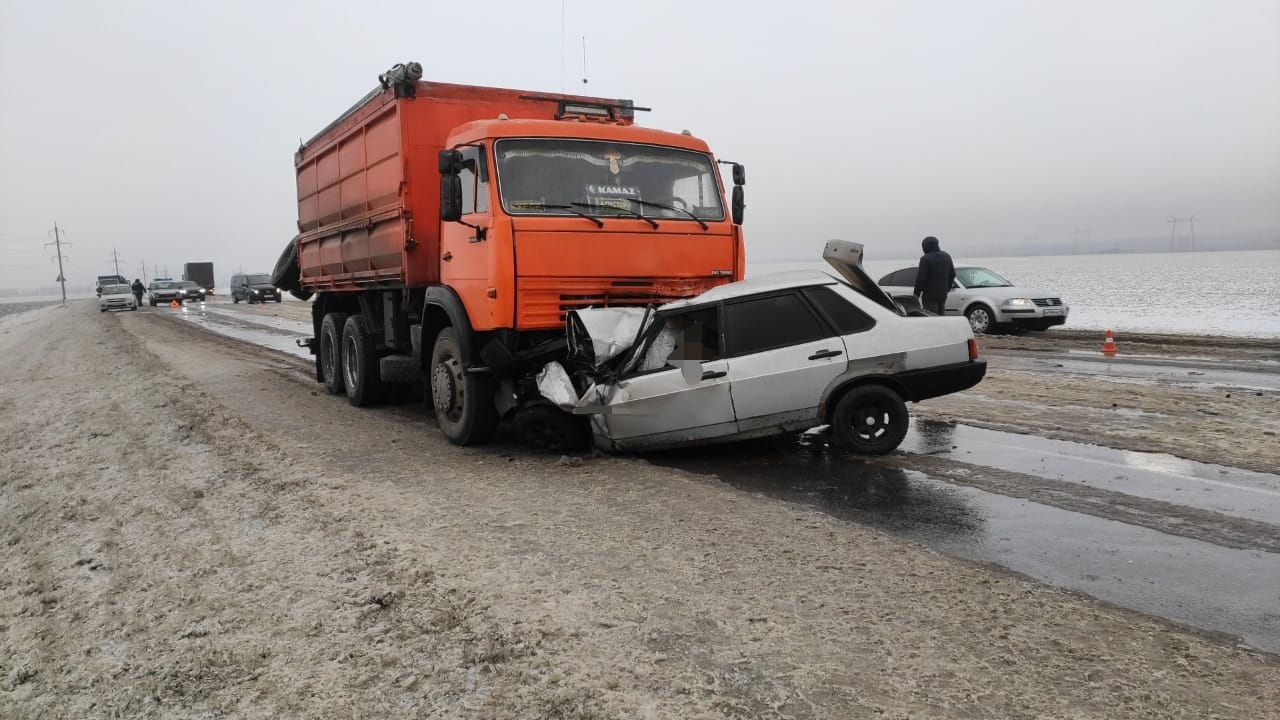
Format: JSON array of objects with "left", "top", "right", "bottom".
[{"left": 896, "top": 360, "right": 987, "bottom": 402}]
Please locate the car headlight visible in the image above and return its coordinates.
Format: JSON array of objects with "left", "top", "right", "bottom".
[{"left": 1004, "top": 298, "right": 1033, "bottom": 307}]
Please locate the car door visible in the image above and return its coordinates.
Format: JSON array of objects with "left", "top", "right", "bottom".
[
  {"left": 722, "top": 290, "right": 847, "bottom": 432},
  {"left": 593, "top": 305, "right": 736, "bottom": 449}
]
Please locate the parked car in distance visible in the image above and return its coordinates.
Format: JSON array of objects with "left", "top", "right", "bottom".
[
  {"left": 147, "top": 279, "right": 186, "bottom": 306},
  {"left": 229, "top": 273, "right": 282, "bottom": 303},
  {"left": 877, "top": 265, "right": 1069, "bottom": 334},
  {"left": 98, "top": 284, "right": 138, "bottom": 312},
  {"left": 176, "top": 280, "right": 206, "bottom": 302},
  {"left": 534, "top": 240, "right": 987, "bottom": 455}
]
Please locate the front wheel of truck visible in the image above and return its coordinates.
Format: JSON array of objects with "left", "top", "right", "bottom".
[{"left": 429, "top": 327, "right": 498, "bottom": 446}]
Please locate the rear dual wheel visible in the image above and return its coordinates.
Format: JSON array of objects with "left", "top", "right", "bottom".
[
  {"left": 319, "top": 312, "right": 348, "bottom": 395},
  {"left": 341, "top": 315, "right": 383, "bottom": 407}
]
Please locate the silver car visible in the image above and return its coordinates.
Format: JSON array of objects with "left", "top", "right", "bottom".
[
  {"left": 98, "top": 284, "right": 138, "bottom": 312},
  {"left": 877, "top": 265, "right": 1069, "bottom": 334},
  {"left": 529, "top": 241, "right": 988, "bottom": 455}
]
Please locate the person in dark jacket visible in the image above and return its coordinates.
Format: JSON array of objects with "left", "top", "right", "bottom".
[
  {"left": 131, "top": 279, "right": 146, "bottom": 307},
  {"left": 913, "top": 236, "right": 956, "bottom": 316}
]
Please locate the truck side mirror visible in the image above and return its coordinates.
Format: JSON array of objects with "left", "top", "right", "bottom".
[
  {"left": 731, "top": 185, "right": 744, "bottom": 225},
  {"left": 440, "top": 175, "right": 463, "bottom": 222},
  {"left": 438, "top": 149, "right": 464, "bottom": 175},
  {"left": 732, "top": 163, "right": 745, "bottom": 186}
]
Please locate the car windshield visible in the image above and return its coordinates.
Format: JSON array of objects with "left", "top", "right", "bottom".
[
  {"left": 247, "top": 274, "right": 271, "bottom": 284},
  {"left": 103, "top": 285, "right": 131, "bottom": 295},
  {"left": 957, "top": 267, "right": 1012, "bottom": 288},
  {"left": 495, "top": 138, "right": 725, "bottom": 222},
  {"left": 151, "top": 281, "right": 177, "bottom": 289}
]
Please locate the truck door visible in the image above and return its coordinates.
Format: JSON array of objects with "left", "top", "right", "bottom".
[{"left": 439, "top": 145, "right": 494, "bottom": 325}]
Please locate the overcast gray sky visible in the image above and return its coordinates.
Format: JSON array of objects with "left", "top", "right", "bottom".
[{"left": 2, "top": 0, "right": 1278, "bottom": 291}]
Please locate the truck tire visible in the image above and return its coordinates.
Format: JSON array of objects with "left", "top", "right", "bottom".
[
  {"left": 270, "top": 235, "right": 302, "bottom": 291},
  {"left": 319, "top": 312, "right": 349, "bottom": 395},
  {"left": 341, "top": 315, "right": 383, "bottom": 407},
  {"left": 429, "top": 326, "right": 498, "bottom": 446},
  {"left": 831, "top": 384, "right": 909, "bottom": 455}
]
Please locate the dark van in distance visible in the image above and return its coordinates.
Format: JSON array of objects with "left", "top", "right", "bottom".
[{"left": 229, "top": 273, "right": 282, "bottom": 303}]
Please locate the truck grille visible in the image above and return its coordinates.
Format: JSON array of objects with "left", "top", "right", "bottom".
[
  {"left": 1032, "top": 298, "right": 1063, "bottom": 307},
  {"left": 517, "top": 277, "right": 727, "bottom": 329}
]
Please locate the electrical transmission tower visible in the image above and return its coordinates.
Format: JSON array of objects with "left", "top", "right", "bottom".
[
  {"left": 1168, "top": 216, "right": 1198, "bottom": 252},
  {"left": 45, "top": 222, "right": 71, "bottom": 305}
]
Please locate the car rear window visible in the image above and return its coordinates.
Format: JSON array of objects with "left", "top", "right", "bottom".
[
  {"left": 802, "top": 286, "right": 875, "bottom": 335},
  {"left": 724, "top": 292, "right": 828, "bottom": 356}
]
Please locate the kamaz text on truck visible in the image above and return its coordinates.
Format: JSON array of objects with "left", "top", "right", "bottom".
[{"left": 271, "top": 62, "right": 746, "bottom": 447}]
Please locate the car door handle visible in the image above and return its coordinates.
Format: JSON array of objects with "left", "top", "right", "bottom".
[
  {"left": 808, "top": 349, "right": 843, "bottom": 360},
  {"left": 701, "top": 370, "right": 727, "bottom": 380}
]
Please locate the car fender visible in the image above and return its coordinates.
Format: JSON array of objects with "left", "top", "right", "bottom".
[{"left": 818, "top": 353, "right": 912, "bottom": 417}]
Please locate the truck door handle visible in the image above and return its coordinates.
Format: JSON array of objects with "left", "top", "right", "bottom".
[
  {"left": 701, "top": 370, "right": 727, "bottom": 380},
  {"left": 808, "top": 349, "right": 843, "bottom": 360}
]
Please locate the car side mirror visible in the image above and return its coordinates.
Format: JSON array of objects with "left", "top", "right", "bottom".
[{"left": 731, "top": 185, "right": 744, "bottom": 225}]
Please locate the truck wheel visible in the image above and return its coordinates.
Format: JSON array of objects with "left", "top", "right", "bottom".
[
  {"left": 429, "top": 327, "right": 498, "bottom": 445},
  {"left": 341, "top": 315, "right": 383, "bottom": 407},
  {"left": 319, "top": 312, "right": 349, "bottom": 395},
  {"left": 831, "top": 384, "right": 909, "bottom": 455},
  {"left": 513, "top": 403, "right": 589, "bottom": 452}
]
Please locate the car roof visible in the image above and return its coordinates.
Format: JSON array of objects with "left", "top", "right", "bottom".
[{"left": 659, "top": 269, "right": 840, "bottom": 311}]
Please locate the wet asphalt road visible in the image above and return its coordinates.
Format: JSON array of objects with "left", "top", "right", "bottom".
[{"left": 164, "top": 300, "right": 1280, "bottom": 655}]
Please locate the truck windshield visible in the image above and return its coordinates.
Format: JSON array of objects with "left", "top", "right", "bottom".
[{"left": 494, "top": 139, "right": 725, "bottom": 223}]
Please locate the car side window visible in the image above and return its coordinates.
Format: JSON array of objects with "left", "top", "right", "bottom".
[
  {"left": 802, "top": 286, "right": 875, "bottom": 335},
  {"left": 632, "top": 306, "right": 721, "bottom": 374},
  {"left": 724, "top": 292, "right": 828, "bottom": 357},
  {"left": 891, "top": 269, "right": 916, "bottom": 286}
]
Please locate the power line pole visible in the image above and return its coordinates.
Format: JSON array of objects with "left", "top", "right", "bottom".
[
  {"left": 139, "top": 260, "right": 148, "bottom": 285},
  {"left": 45, "top": 222, "right": 71, "bottom": 305},
  {"left": 1187, "top": 215, "right": 1198, "bottom": 252},
  {"left": 109, "top": 247, "right": 123, "bottom": 276},
  {"left": 1168, "top": 216, "right": 1179, "bottom": 252}
]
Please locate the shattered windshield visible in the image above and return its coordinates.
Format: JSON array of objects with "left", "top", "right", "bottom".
[{"left": 495, "top": 139, "right": 725, "bottom": 222}]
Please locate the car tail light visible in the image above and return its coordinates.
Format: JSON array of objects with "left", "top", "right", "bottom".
[{"left": 968, "top": 338, "right": 979, "bottom": 361}]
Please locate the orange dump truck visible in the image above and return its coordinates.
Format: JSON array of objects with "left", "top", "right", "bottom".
[{"left": 272, "top": 62, "right": 746, "bottom": 446}]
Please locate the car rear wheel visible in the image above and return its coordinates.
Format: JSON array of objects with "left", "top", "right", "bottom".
[
  {"left": 965, "top": 305, "right": 994, "bottom": 334},
  {"left": 341, "top": 315, "right": 383, "bottom": 407},
  {"left": 831, "top": 384, "right": 910, "bottom": 455},
  {"left": 319, "top": 312, "right": 348, "bottom": 395},
  {"left": 232, "top": 293, "right": 240, "bottom": 304},
  {"left": 429, "top": 326, "right": 498, "bottom": 446}
]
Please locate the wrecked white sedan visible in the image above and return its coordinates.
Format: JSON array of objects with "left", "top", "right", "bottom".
[{"left": 533, "top": 241, "right": 987, "bottom": 455}]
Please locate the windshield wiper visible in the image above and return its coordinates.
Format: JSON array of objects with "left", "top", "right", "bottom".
[
  {"left": 629, "top": 198, "right": 708, "bottom": 230},
  {"left": 513, "top": 202, "right": 604, "bottom": 227},
  {"left": 571, "top": 201, "right": 658, "bottom": 229}
]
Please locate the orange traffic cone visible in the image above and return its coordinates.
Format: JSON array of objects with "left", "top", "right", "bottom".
[
  {"left": 1101, "top": 329, "right": 1117, "bottom": 356},
  {"left": 169, "top": 299, "right": 180, "bottom": 308}
]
